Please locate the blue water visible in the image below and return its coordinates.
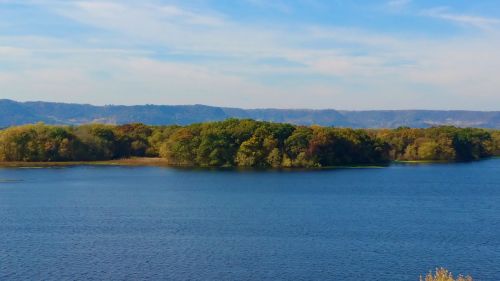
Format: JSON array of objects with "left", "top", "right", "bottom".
[{"left": 1, "top": 160, "right": 499, "bottom": 281}]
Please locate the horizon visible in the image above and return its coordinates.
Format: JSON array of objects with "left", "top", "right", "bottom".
[
  {"left": 1, "top": 1, "right": 500, "bottom": 110},
  {"left": 2, "top": 98, "right": 500, "bottom": 112}
]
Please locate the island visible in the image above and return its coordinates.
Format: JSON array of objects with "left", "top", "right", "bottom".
[{"left": 0, "top": 119, "right": 499, "bottom": 168}]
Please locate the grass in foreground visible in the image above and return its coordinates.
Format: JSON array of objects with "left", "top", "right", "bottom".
[{"left": 421, "top": 268, "right": 472, "bottom": 281}]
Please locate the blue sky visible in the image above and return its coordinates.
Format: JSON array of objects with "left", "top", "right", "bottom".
[{"left": 1, "top": 0, "right": 499, "bottom": 109}]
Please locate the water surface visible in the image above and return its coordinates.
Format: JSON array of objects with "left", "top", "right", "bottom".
[{"left": 1, "top": 160, "right": 500, "bottom": 280}]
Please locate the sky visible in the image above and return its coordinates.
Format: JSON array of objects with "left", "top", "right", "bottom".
[{"left": 1, "top": 0, "right": 499, "bottom": 110}]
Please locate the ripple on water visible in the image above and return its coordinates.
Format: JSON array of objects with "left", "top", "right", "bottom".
[{"left": 1, "top": 160, "right": 500, "bottom": 280}]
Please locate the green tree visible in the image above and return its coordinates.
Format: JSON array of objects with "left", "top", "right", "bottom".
[{"left": 159, "top": 127, "right": 200, "bottom": 165}]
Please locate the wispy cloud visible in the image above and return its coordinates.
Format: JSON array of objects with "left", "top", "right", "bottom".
[
  {"left": 245, "top": 0, "right": 292, "bottom": 13},
  {"left": 1, "top": 0, "right": 500, "bottom": 109},
  {"left": 387, "top": 0, "right": 412, "bottom": 10},
  {"left": 422, "top": 7, "right": 500, "bottom": 30}
]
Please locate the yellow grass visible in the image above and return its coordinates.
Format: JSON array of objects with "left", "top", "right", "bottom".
[{"left": 421, "top": 268, "right": 473, "bottom": 281}]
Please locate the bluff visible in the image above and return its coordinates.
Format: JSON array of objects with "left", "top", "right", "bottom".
[{"left": 1, "top": 99, "right": 499, "bottom": 128}]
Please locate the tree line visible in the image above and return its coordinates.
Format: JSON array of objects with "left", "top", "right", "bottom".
[{"left": 0, "top": 119, "right": 498, "bottom": 167}]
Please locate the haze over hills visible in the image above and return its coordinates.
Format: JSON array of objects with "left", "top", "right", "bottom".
[{"left": 1, "top": 99, "right": 499, "bottom": 129}]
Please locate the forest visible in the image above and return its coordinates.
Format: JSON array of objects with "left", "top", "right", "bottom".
[{"left": 0, "top": 119, "right": 498, "bottom": 168}]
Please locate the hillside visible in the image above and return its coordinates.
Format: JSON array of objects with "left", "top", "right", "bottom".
[{"left": 1, "top": 99, "right": 499, "bottom": 128}]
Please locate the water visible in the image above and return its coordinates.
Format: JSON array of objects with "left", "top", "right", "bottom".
[{"left": 1, "top": 160, "right": 499, "bottom": 281}]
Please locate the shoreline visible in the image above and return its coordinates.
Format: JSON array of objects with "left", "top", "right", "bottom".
[
  {"left": 0, "top": 158, "right": 171, "bottom": 168},
  {"left": 0, "top": 157, "right": 388, "bottom": 169},
  {"left": 1, "top": 157, "right": 493, "bottom": 169}
]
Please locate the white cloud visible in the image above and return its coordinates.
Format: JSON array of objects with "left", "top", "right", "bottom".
[
  {"left": 1, "top": 0, "right": 500, "bottom": 109},
  {"left": 422, "top": 7, "right": 500, "bottom": 30}
]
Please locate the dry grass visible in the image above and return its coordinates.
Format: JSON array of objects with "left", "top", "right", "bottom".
[
  {"left": 421, "top": 268, "right": 473, "bottom": 281},
  {"left": 0, "top": 157, "right": 170, "bottom": 168}
]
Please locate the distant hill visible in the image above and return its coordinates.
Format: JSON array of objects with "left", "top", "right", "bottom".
[{"left": 1, "top": 99, "right": 499, "bottom": 128}]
